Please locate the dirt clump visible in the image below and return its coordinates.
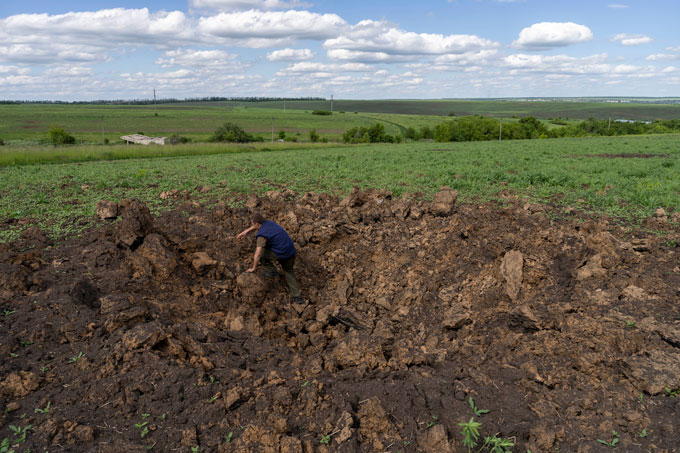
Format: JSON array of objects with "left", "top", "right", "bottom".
[{"left": 1, "top": 191, "right": 679, "bottom": 452}]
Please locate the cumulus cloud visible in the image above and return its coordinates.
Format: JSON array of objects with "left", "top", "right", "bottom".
[
  {"left": 646, "top": 53, "right": 679, "bottom": 61},
  {"left": 667, "top": 46, "right": 680, "bottom": 52},
  {"left": 267, "top": 48, "right": 314, "bottom": 61},
  {"left": 503, "top": 53, "right": 658, "bottom": 78},
  {"left": 198, "top": 10, "right": 347, "bottom": 41},
  {"left": 156, "top": 49, "right": 241, "bottom": 68},
  {"left": 0, "top": 66, "right": 31, "bottom": 75},
  {"left": 277, "top": 62, "right": 373, "bottom": 74},
  {"left": 323, "top": 19, "right": 498, "bottom": 64},
  {"left": 612, "top": 33, "right": 653, "bottom": 46},
  {"left": 189, "top": 0, "right": 311, "bottom": 11},
  {"left": 513, "top": 22, "right": 593, "bottom": 50},
  {"left": 0, "top": 9, "right": 196, "bottom": 65},
  {"left": 327, "top": 49, "right": 417, "bottom": 63}
]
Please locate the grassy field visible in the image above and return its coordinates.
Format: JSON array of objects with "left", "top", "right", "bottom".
[
  {"left": 217, "top": 99, "right": 680, "bottom": 121},
  {"left": 0, "top": 103, "right": 445, "bottom": 144},
  {"left": 1, "top": 134, "right": 678, "bottom": 242},
  {"left": 3, "top": 98, "right": 677, "bottom": 146}
]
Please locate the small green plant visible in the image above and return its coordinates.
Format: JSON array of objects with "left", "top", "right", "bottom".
[
  {"left": 469, "top": 397, "right": 489, "bottom": 417},
  {"left": 191, "top": 446, "right": 201, "bottom": 453},
  {"left": 9, "top": 353, "right": 18, "bottom": 358},
  {"left": 35, "top": 402, "right": 51, "bottom": 414},
  {"left": 0, "top": 437, "right": 12, "bottom": 453},
  {"left": 141, "top": 413, "right": 150, "bottom": 419},
  {"left": 209, "top": 375, "right": 216, "bottom": 384},
  {"left": 159, "top": 413, "right": 166, "bottom": 421},
  {"left": 208, "top": 393, "right": 219, "bottom": 404},
  {"left": 225, "top": 431, "right": 233, "bottom": 443},
  {"left": 638, "top": 393, "right": 644, "bottom": 403},
  {"left": 664, "top": 387, "right": 679, "bottom": 397},
  {"left": 140, "top": 426, "right": 149, "bottom": 438},
  {"left": 597, "top": 430, "right": 620, "bottom": 447},
  {"left": 625, "top": 320, "right": 637, "bottom": 329},
  {"left": 134, "top": 421, "right": 148, "bottom": 430},
  {"left": 426, "top": 415, "right": 439, "bottom": 429},
  {"left": 69, "top": 352, "right": 85, "bottom": 363},
  {"left": 9, "top": 425, "right": 31, "bottom": 444},
  {"left": 301, "top": 380, "right": 309, "bottom": 387},
  {"left": 482, "top": 434, "right": 515, "bottom": 452},
  {"left": 639, "top": 428, "right": 647, "bottom": 438},
  {"left": 459, "top": 418, "right": 482, "bottom": 450},
  {"left": 320, "top": 434, "right": 331, "bottom": 445},
  {"left": 2, "top": 309, "right": 16, "bottom": 316},
  {"left": 20, "top": 341, "right": 33, "bottom": 347}
]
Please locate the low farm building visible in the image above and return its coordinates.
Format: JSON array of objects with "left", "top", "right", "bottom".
[{"left": 121, "top": 134, "right": 167, "bottom": 145}]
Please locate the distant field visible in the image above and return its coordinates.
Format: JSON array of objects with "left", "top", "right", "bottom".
[
  {"left": 0, "top": 103, "right": 443, "bottom": 144},
  {"left": 218, "top": 99, "right": 680, "bottom": 121},
  {"left": 1, "top": 134, "right": 678, "bottom": 241},
  {"left": 2, "top": 99, "right": 677, "bottom": 146}
]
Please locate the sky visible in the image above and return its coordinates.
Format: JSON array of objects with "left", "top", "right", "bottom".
[{"left": 1, "top": 0, "right": 679, "bottom": 101}]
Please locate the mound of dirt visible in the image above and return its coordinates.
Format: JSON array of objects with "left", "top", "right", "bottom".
[{"left": 1, "top": 190, "right": 679, "bottom": 452}]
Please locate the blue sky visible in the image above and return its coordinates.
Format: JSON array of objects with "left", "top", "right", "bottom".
[{"left": 1, "top": 0, "right": 679, "bottom": 100}]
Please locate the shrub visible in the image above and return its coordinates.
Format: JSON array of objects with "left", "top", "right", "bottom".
[
  {"left": 309, "top": 129, "right": 320, "bottom": 143},
  {"left": 312, "top": 110, "right": 332, "bottom": 115},
  {"left": 211, "top": 122, "right": 254, "bottom": 143},
  {"left": 278, "top": 130, "right": 286, "bottom": 140},
  {"left": 48, "top": 127, "right": 76, "bottom": 146},
  {"left": 0, "top": 138, "right": 4, "bottom": 146},
  {"left": 169, "top": 134, "right": 191, "bottom": 145}
]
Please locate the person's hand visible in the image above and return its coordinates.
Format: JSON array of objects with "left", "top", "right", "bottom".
[
  {"left": 237, "top": 230, "right": 248, "bottom": 239},
  {"left": 246, "top": 267, "right": 256, "bottom": 273}
]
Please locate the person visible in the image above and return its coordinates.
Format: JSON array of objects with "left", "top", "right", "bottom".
[{"left": 237, "top": 213, "right": 303, "bottom": 303}]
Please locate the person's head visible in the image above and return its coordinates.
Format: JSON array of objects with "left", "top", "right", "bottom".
[{"left": 251, "top": 213, "right": 265, "bottom": 227}]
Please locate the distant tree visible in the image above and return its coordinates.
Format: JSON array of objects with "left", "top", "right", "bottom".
[
  {"left": 0, "top": 137, "right": 4, "bottom": 146},
  {"left": 405, "top": 127, "right": 416, "bottom": 140},
  {"left": 211, "top": 122, "right": 254, "bottom": 143},
  {"left": 278, "top": 130, "right": 286, "bottom": 140},
  {"left": 48, "top": 126, "right": 75, "bottom": 146},
  {"left": 312, "top": 110, "right": 332, "bottom": 115},
  {"left": 309, "top": 129, "right": 320, "bottom": 142}
]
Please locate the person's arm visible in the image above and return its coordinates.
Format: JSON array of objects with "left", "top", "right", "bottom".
[
  {"left": 246, "top": 246, "right": 264, "bottom": 272},
  {"left": 237, "top": 224, "right": 257, "bottom": 239}
]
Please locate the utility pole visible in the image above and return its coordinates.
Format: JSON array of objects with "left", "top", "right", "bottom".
[
  {"left": 271, "top": 117, "right": 274, "bottom": 142},
  {"left": 331, "top": 94, "right": 334, "bottom": 113},
  {"left": 101, "top": 115, "right": 105, "bottom": 145},
  {"left": 153, "top": 89, "right": 157, "bottom": 116},
  {"left": 284, "top": 99, "right": 286, "bottom": 112},
  {"left": 608, "top": 116, "right": 611, "bottom": 132}
]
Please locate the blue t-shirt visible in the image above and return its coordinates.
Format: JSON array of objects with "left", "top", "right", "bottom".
[{"left": 256, "top": 220, "right": 296, "bottom": 260}]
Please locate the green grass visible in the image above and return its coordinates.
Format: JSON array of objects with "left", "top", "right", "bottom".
[
  {"left": 0, "top": 134, "right": 678, "bottom": 242},
  {"left": 213, "top": 99, "right": 680, "bottom": 121},
  {"left": 0, "top": 104, "right": 439, "bottom": 144}
]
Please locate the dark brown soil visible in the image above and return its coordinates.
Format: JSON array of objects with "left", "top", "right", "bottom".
[{"left": 1, "top": 189, "right": 679, "bottom": 452}]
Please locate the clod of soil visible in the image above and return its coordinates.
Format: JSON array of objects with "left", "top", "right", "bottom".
[{"left": 1, "top": 189, "right": 679, "bottom": 452}]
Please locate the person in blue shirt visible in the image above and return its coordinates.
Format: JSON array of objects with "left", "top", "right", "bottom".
[{"left": 237, "top": 213, "right": 302, "bottom": 303}]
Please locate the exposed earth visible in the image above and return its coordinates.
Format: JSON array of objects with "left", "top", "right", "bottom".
[{"left": 1, "top": 188, "right": 679, "bottom": 452}]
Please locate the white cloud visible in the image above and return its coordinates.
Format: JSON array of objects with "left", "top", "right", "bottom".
[
  {"left": 189, "top": 0, "right": 311, "bottom": 11},
  {"left": 0, "top": 66, "right": 31, "bottom": 75},
  {"left": 0, "top": 9, "right": 195, "bottom": 65},
  {"left": 156, "top": 49, "right": 241, "bottom": 67},
  {"left": 198, "top": 10, "right": 347, "bottom": 41},
  {"left": 608, "top": 4, "right": 629, "bottom": 8},
  {"left": 327, "top": 49, "right": 417, "bottom": 63},
  {"left": 666, "top": 46, "right": 680, "bottom": 52},
  {"left": 662, "top": 66, "right": 678, "bottom": 73},
  {"left": 646, "top": 53, "right": 679, "bottom": 61},
  {"left": 513, "top": 22, "right": 593, "bottom": 50},
  {"left": 277, "top": 62, "right": 373, "bottom": 74},
  {"left": 323, "top": 19, "right": 498, "bottom": 64},
  {"left": 434, "top": 49, "right": 499, "bottom": 66},
  {"left": 267, "top": 48, "right": 314, "bottom": 61},
  {"left": 612, "top": 33, "right": 653, "bottom": 46}
]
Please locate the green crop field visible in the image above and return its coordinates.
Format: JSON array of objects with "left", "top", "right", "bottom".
[
  {"left": 217, "top": 99, "right": 680, "bottom": 121},
  {"left": 0, "top": 103, "right": 445, "bottom": 145},
  {"left": 1, "top": 134, "right": 678, "bottom": 242}
]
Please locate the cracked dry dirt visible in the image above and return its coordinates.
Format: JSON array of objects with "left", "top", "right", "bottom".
[{"left": 1, "top": 188, "right": 679, "bottom": 452}]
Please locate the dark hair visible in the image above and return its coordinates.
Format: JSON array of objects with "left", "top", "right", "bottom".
[{"left": 252, "top": 213, "right": 265, "bottom": 225}]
